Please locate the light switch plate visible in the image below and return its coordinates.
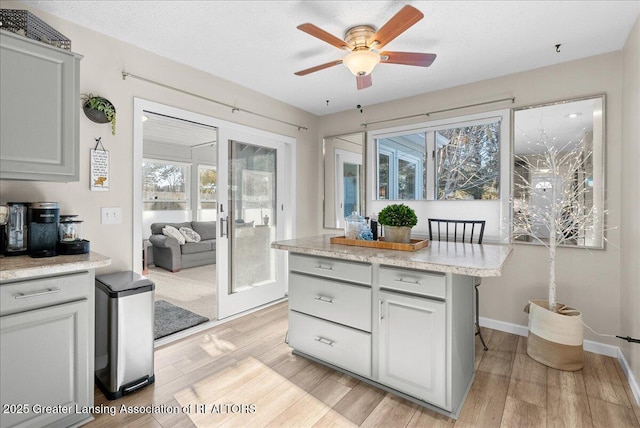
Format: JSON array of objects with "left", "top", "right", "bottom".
[{"left": 101, "top": 207, "right": 121, "bottom": 224}]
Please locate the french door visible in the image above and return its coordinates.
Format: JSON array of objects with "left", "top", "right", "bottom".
[{"left": 216, "top": 127, "right": 289, "bottom": 319}]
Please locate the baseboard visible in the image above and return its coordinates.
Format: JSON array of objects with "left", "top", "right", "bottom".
[
  {"left": 617, "top": 348, "right": 640, "bottom": 406},
  {"left": 479, "top": 315, "right": 639, "bottom": 405},
  {"left": 479, "top": 316, "right": 618, "bottom": 356},
  {"left": 479, "top": 316, "right": 529, "bottom": 337}
]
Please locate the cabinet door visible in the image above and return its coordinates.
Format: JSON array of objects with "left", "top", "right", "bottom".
[
  {"left": 378, "top": 290, "right": 447, "bottom": 408},
  {"left": 0, "top": 299, "right": 90, "bottom": 428},
  {"left": 0, "top": 32, "right": 81, "bottom": 181}
]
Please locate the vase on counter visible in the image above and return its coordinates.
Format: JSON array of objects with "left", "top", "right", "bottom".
[{"left": 383, "top": 225, "right": 412, "bottom": 244}]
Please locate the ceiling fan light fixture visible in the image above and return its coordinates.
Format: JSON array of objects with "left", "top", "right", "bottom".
[{"left": 343, "top": 50, "right": 380, "bottom": 76}]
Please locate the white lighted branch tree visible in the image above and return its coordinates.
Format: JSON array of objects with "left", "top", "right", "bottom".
[{"left": 513, "top": 129, "right": 605, "bottom": 313}]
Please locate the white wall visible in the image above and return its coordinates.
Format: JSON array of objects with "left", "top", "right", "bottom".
[
  {"left": 318, "top": 52, "right": 625, "bottom": 347},
  {"left": 0, "top": 1, "right": 319, "bottom": 274},
  {"left": 621, "top": 16, "right": 640, "bottom": 399}
]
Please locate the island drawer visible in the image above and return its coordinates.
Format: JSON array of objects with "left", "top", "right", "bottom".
[
  {"left": 378, "top": 266, "right": 446, "bottom": 299},
  {"left": 0, "top": 271, "right": 90, "bottom": 316},
  {"left": 289, "top": 272, "right": 371, "bottom": 332},
  {"left": 289, "top": 253, "right": 371, "bottom": 285},
  {"left": 288, "top": 310, "right": 371, "bottom": 378}
]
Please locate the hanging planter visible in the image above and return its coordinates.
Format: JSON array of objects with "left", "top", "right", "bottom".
[{"left": 81, "top": 94, "right": 116, "bottom": 135}]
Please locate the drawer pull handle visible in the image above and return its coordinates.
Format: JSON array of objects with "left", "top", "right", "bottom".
[
  {"left": 314, "top": 264, "right": 333, "bottom": 271},
  {"left": 315, "top": 337, "right": 334, "bottom": 347},
  {"left": 14, "top": 288, "right": 61, "bottom": 300},
  {"left": 314, "top": 296, "right": 333, "bottom": 304},
  {"left": 395, "top": 278, "right": 421, "bottom": 286}
]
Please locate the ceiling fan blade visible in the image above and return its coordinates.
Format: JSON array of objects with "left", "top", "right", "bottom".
[
  {"left": 368, "top": 5, "right": 424, "bottom": 49},
  {"left": 356, "top": 73, "right": 372, "bottom": 90},
  {"left": 294, "top": 60, "right": 343, "bottom": 76},
  {"left": 380, "top": 51, "right": 437, "bottom": 67},
  {"left": 297, "top": 23, "right": 353, "bottom": 50}
]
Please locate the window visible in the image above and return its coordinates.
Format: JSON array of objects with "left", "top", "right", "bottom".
[
  {"left": 435, "top": 120, "right": 500, "bottom": 200},
  {"left": 198, "top": 165, "right": 217, "bottom": 210},
  {"left": 376, "top": 133, "right": 425, "bottom": 200},
  {"left": 142, "top": 159, "right": 189, "bottom": 210},
  {"left": 374, "top": 116, "right": 501, "bottom": 201},
  {"left": 368, "top": 109, "right": 510, "bottom": 242}
]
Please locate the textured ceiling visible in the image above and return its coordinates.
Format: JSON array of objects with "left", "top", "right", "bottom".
[{"left": 21, "top": 0, "right": 640, "bottom": 116}]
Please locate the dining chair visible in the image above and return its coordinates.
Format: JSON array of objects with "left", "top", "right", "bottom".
[{"left": 427, "top": 218, "right": 488, "bottom": 350}]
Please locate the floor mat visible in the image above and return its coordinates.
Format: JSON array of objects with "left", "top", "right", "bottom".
[{"left": 154, "top": 300, "right": 209, "bottom": 339}]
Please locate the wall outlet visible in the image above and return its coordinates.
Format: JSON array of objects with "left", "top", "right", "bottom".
[{"left": 101, "top": 207, "right": 122, "bottom": 224}]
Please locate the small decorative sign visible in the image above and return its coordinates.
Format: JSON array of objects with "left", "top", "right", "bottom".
[{"left": 90, "top": 138, "right": 109, "bottom": 191}]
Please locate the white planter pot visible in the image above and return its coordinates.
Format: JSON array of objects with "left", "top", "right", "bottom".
[
  {"left": 525, "top": 299, "right": 584, "bottom": 371},
  {"left": 383, "top": 226, "right": 412, "bottom": 243}
]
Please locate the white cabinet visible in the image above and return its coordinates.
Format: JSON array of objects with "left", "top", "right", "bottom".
[
  {"left": 378, "top": 290, "right": 446, "bottom": 407},
  {"left": 289, "top": 311, "right": 372, "bottom": 377},
  {"left": 287, "top": 254, "right": 372, "bottom": 376},
  {"left": 0, "top": 31, "right": 82, "bottom": 181},
  {"left": 289, "top": 272, "right": 372, "bottom": 331},
  {"left": 0, "top": 271, "right": 94, "bottom": 428},
  {"left": 286, "top": 253, "right": 476, "bottom": 418}
]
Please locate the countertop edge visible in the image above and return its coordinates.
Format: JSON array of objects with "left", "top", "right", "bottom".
[
  {"left": 271, "top": 239, "right": 513, "bottom": 277},
  {"left": 0, "top": 252, "right": 112, "bottom": 282}
]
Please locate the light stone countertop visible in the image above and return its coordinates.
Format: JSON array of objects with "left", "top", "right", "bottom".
[
  {"left": 271, "top": 235, "right": 513, "bottom": 277},
  {"left": 0, "top": 252, "right": 112, "bottom": 282}
]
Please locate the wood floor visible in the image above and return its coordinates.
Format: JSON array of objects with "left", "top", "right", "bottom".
[{"left": 86, "top": 301, "right": 640, "bottom": 428}]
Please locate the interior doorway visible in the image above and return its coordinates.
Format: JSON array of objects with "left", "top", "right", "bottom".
[
  {"left": 141, "top": 110, "right": 218, "bottom": 337},
  {"left": 132, "top": 98, "right": 295, "bottom": 340}
]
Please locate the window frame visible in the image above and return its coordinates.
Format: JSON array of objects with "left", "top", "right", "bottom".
[{"left": 366, "top": 108, "right": 511, "bottom": 243}]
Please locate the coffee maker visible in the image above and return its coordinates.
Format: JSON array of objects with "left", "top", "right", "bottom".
[
  {"left": 27, "top": 202, "right": 59, "bottom": 258},
  {"left": 4, "top": 202, "right": 29, "bottom": 256}
]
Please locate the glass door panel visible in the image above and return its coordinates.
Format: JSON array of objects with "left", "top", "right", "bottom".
[
  {"left": 229, "top": 141, "right": 277, "bottom": 294},
  {"left": 216, "top": 126, "right": 288, "bottom": 320}
]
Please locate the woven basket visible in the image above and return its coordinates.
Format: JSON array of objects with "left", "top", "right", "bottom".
[
  {"left": 525, "top": 299, "right": 584, "bottom": 371},
  {"left": 0, "top": 9, "right": 71, "bottom": 50}
]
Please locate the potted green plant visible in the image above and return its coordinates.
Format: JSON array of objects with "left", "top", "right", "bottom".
[
  {"left": 81, "top": 94, "right": 116, "bottom": 135},
  {"left": 378, "top": 203, "right": 418, "bottom": 243}
]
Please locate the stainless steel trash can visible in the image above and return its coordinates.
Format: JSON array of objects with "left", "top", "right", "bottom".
[{"left": 95, "top": 271, "right": 155, "bottom": 400}]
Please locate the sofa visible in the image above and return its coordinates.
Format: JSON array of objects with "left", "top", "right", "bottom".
[{"left": 149, "top": 221, "right": 216, "bottom": 272}]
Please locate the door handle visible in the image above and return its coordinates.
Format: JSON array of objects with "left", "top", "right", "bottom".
[
  {"left": 379, "top": 299, "right": 384, "bottom": 324},
  {"left": 220, "top": 217, "right": 228, "bottom": 238}
]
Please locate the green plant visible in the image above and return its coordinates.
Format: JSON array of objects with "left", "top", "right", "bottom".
[
  {"left": 377, "top": 204, "right": 417, "bottom": 227},
  {"left": 81, "top": 94, "right": 116, "bottom": 135}
]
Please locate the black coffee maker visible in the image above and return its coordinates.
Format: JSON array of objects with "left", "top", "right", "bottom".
[{"left": 27, "top": 202, "right": 59, "bottom": 258}]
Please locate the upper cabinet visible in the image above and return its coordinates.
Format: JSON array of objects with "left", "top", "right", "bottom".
[{"left": 0, "top": 31, "right": 82, "bottom": 181}]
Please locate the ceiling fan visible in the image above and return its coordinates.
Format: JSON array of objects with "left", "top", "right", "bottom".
[{"left": 294, "top": 5, "right": 436, "bottom": 90}]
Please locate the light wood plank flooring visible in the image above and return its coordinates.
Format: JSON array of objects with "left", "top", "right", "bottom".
[{"left": 86, "top": 301, "right": 640, "bottom": 427}]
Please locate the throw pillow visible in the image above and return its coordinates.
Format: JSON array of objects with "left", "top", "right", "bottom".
[
  {"left": 179, "top": 227, "right": 201, "bottom": 243},
  {"left": 162, "top": 225, "right": 185, "bottom": 245}
]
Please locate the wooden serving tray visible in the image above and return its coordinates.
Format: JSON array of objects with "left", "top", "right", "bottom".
[{"left": 329, "top": 236, "right": 429, "bottom": 252}]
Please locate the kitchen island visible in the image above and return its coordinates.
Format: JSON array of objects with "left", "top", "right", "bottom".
[
  {"left": 272, "top": 235, "right": 512, "bottom": 418},
  {"left": 0, "top": 252, "right": 111, "bottom": 428}
]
